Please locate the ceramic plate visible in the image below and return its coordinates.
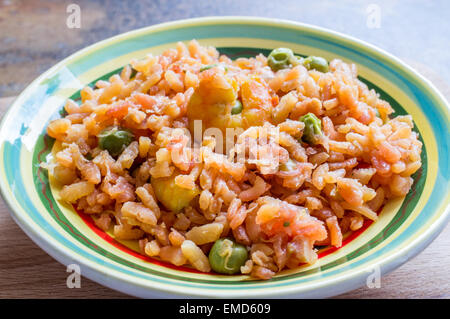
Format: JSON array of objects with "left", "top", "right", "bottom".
[{"left": 1, "top": 17, "right": 449, "bottom": 298}]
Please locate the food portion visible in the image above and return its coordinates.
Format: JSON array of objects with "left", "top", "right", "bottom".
[{"left": 43, "top": 40, "right": 422, "bottom": 279}]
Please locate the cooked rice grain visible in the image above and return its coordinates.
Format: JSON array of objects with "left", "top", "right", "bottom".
[{"left": 44, "top": 40, "right": 422, "bottom": 279}]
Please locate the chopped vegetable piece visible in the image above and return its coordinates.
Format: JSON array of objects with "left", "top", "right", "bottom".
[
  {"left": 299, "top": 112, "right": 323, "bottom": 144},
  {"left": 98, "top": 126, "right": 134, "bottom": 157},
  {"left": 130, "top": 66, "right": 138, "bottom": 79},
  {"left": 231, "top": 100, "right": 243, "bottom": 115},
  {"left": 200, "top": 64, "right": 218, "bottom": 72},
  {"left": 302, "top": 56, "right": 329, "bottom": 72},
  {"left": 151, "top": 174, "right": 200, "bottom": 213}
]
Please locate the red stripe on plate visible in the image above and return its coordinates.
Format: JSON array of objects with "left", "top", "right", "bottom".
[{"left": 76, "top": 209, "right": 206, "bottom": 274}]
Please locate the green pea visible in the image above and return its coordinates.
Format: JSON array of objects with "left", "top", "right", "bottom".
[
  {"left": 299, "top": 112, "right": 323, "bottom": 145},
  {"left": 231, "top": 100, "right": 243, "bottom": 115},
  {"left": 290, "top": 55, "right": 304, "bottom": 66},
  {"left": 209, "top": 238, "right": 248, "bottom": 275},
  {"left": 200, "top": 64, "right": 218, "bottom": 72},
  {"left": 98, "top": 126, "right": 134, "bottom": 157},
  {"left": 302, "top": 56, "right": 329, "bottom": 72},
  {"left": 267, "top": 48, "right": 295, "bottom": 71}
]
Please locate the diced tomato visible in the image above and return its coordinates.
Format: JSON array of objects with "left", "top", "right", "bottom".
[
  {"left": 256, "top": 202, "right": 327, "bottom": 242},
  {"left": 133, "top": 93, "right": 156, "bottom": 109},
  {"left": 271, "top": 95, "right": 279, "bottom": 107},
  {"left": 106, "top": 101, "right": 130, "bottom": 119}
]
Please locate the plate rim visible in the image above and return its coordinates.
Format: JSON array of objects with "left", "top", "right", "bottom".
[{"left": 0, "top": 16, "right": 449, "bottom": 298}]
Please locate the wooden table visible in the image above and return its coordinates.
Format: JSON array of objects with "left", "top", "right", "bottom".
[
  {"left": 2, "top": 1, "right": 450, "bottom": 98},
  {"left": 0, "top": 67, "right": 449, "bottom": 298}
]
